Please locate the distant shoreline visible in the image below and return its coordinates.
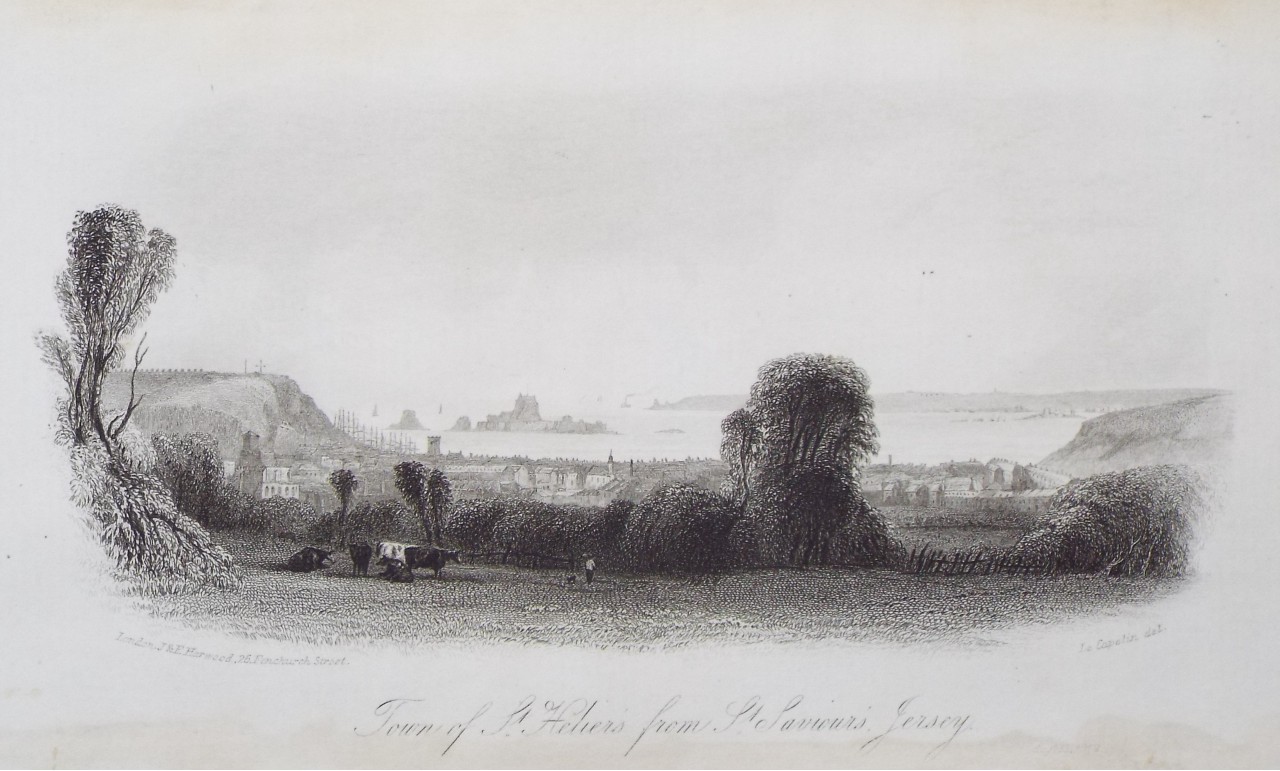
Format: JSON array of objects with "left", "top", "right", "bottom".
[{"left": 650, "top": 388, "right": 1225, "bottom": 414}]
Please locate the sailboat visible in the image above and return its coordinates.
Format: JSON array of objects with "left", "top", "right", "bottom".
[{"left": 372, "top": 404, "right": 378, "bottom": 418}]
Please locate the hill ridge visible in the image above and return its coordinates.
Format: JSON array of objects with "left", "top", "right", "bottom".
[
  {"left": 1038, "top": 394, "right": 1233, "bottom": 477},
  {"left": 101, "top": 369, "right": 347, "bottom": 460}
]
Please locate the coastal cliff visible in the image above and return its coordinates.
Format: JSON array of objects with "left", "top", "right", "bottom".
[
  {"left": 101, "top": 370, "right": 347, "bottom": 458},
  {"left": 1039, "top": 394, "right": 1233, "bottom": 477}
]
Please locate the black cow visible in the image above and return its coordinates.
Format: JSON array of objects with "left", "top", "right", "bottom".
[
  {"left": 348, "top": 542, "right": 373, "bottom": 576},
  {"left": 381, "top": 558, "right": 414, "bottom": 583},
  {"left": 285, "top": 546, "right": 333, "bottom": 573},
  {"left": 408, "top": 546, "right": 462, "bottom": 578}
]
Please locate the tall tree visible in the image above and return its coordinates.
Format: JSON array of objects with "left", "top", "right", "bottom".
[
  {"left": 720, "top": 407, "right": 761, "bottom": 512},
  {"left": 38, "top": 207, "right": 240, "bottom": 590},
  {"left": 393, "top": 460, "right": 430, "bottom": 539},
  {"left": 328, "top": 469, "right": 359, "bottom": 543},
  {"left": 425, "top": 468, "right": 453, "bottom": 545},
  {"left": 38, "top": 205, "right": 177, "bottom": 453},
  {"left": 747, "top": 353, "right": 878, "bottom": 472},
  {"left": 732, "top": 353, "right": 886, "bottom": 567}
]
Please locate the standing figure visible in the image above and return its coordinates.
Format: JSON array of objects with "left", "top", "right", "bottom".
[{"left": 584, "top": 556, "right": 596, "bottom": 584}]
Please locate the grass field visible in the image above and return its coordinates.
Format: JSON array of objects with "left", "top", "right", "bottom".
[{"left": 136, "top": 532, "right": 1182, "bottom": 650}]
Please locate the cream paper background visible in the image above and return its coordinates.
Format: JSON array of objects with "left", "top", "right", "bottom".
[{"left": 2, "top": 2, "right": 1279, "bottom": 767}]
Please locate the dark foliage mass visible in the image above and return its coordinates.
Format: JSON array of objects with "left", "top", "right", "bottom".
[
  {"left": 736, "top": 462, "right": 901, "bottom": 568},
  {"left": 1009, "top": 465, "right": 1204, "bottom": 576},
  {"left": 308, "top": 500, "right": 424, "bottom": 546},
  {"left": 721, "top": 353, "right": 900, "bottom": 568},
  {"left": 151, "top": 432, "right": 319, "bottom": 538},
  {"left": 620, "top": 484, "right": 738, "bottom": 574},
  {"left": 442, "top": 485, "right": 757, "bottom": 576},
  {"left": 748, "top": 353, "right": 879, "bottom": 471},
  {"left": 444, "top": 496, "right": 623, "bottom": 568},
  {"left": 151, "top": 433, "right": 227, "bottom": 525}
]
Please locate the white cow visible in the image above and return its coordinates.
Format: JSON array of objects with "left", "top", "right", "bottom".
[{"left": 376, "top": 541, "right": 409, "bottom": 566}]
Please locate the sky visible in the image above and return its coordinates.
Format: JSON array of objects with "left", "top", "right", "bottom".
[{"left": 4, "top": 1, "right": 1278, "bottom": 418}]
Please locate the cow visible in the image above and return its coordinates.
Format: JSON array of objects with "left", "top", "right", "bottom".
[
  {"left": 381, "top": 558, "right": 414, "bottom": 583},
  {"left": 348, "top": 542, "right": 373, "bottom": 576},
  {"left": 375, "top": 541, "right": 410, "bottom": 567},
  {"left": 285, "top": 546, "right": 333, "bottom": 573},
  {"left": 408, "top": 546, "right": 462, "bottom": 579}
]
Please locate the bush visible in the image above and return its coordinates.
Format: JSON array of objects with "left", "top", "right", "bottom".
[
  {"left": 620, "top": 484, "right": 738, "bottom": 574},
  {"left": 444, "top": 496, "right": 633, "bottom": 565},
  {"left": 492, "top": 499, "right": 593, "bottom": 560},
  {"left": 151, "top": 433, "right": 226, "bottom": 525},
  {"left": 443, "top": 498, "right": 507, "bottom": 552},
  {"left": 257, "top": 497, "right": 319, "bottom": 541},
  {"left": 581, "top": 499, "right": 631, "bottom": 559},
  {"left": 151, "top": 432, "right": 320, "bottom": 538},
  {"left": 306, "top": 499, "right": 424, "bottom": 545},
  {"left": 1008, "top": 465, "right": 1205, "bottom": 576},
  {"left": 67, "top": 430, "right": 241, "bottom": 593}
]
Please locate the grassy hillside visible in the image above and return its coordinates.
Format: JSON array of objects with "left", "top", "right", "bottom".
[
  {"left": 1039, "top": 394, "right": 1233, "bottom": 477},
  {"left": 102, "top": 370, "right": 349, "bottom": 459}
]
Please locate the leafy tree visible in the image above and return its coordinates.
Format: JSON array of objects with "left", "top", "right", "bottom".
[
  {"left": 39, "top": 205, "right": 177, "bottom": 453},
  {"left": 723, "top": 353, "right": 890, "bottom": 567},
  {"left": 748, "top": 353, "right": 878, "bottom": 472},
  {"left": 37, "top": 207, "right": 240, "bottom": 591},
  {"left": 328, "top": 469, "right": 359, "bottom": 542},
  {"left": 393, "top": 460, "right": 430, "bottom": 538},
  {"left": 720, "top": 407, "right": 761, "bottom": 511},
  {"left": 425, "top": 468, "right": 453, "bottom": 545}
]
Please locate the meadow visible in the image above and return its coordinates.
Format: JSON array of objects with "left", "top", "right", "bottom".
[{"left": 136, "top": 532, "right": 1181, "bottom": 650}]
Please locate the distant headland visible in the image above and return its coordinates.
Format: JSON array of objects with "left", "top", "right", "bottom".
[
  {"left": 452, "top": 394, "right": 611, "bottom": 434},
  {"left": 649, "top": 389, "right": 1225, "bottom": 414}
]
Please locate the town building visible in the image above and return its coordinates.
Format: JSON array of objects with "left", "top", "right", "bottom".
[
  {"left": 442, "top": 462, "right": 532, "bottom": 495},
  {"left": 234, "top": 431, "right": 266, "bottom": 496},
  {"left": 260, "top": 467, "right": 300, "bottom": 500}
]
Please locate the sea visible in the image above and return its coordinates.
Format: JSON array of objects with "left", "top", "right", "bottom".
[{"left": 380, "top": 403, "right": 1092, "bottom": 466}]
